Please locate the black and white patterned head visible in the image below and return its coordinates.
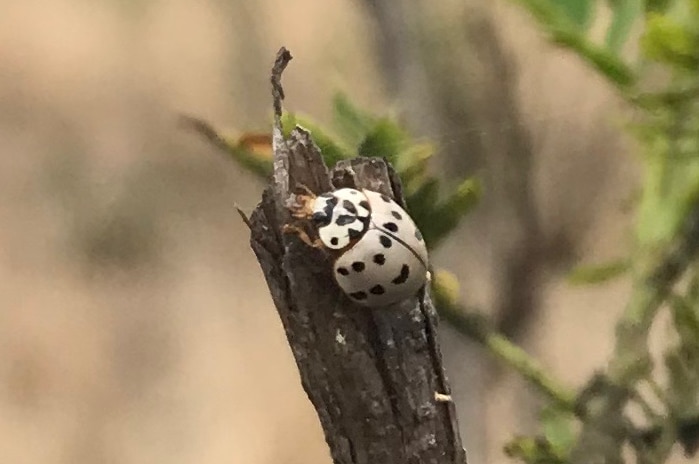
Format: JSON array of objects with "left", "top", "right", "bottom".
[{"left": 312, "top": 189, "right": 371, "bottom": 250}]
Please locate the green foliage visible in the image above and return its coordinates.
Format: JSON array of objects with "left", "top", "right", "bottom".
[
  {"left": 606, "top": 0, "right": 644, "bottom": 52},
  {"left": 511, "top": 0, "right": 638, "bottom": 87},
  {"left": 666, "top": 274, "right": 699, "bottom": 418},
  {"left": 643, "top": 10, "right": 699, "bottom": 69},
  {"left": 507, "top": 0, "right": 699, "bottom": 463},
  {"left": 196, "top": 93, "right": 479, "bottom": 250},
  {"left": 567, "top": 259, "right": 630, "bottom": 285},
  {"left": 505, "top": 436, "right": 567, "bottom": 464},
  {"left": 226, "top": 142, "right": 272, "bottom": 178},
  {"left": 540, "top": 407, "right": 576, "bottom": 456},
  {"left": 357, "top": 118, "right": 407, "bottom": 163},
  {"left": 633, "top": 6, "right": 699, "bottom": 256},
  {"left": 558, "top": 0, "right": 596, "bottom": 28},
  {"left": 331, "top": 93, "right": 377, "bottom": 147},
  {"left": 645, "top": 0, "right": 675, "bottom": 13},
  {"left": 180, "top": 116, "right": 273, "bottom": 178},
  {"left": 504, "top": 407, "right": 575, "bottom": 464}
]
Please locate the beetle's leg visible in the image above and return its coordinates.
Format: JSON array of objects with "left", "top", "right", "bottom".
[
  {"left": 290, "top": 204, "right": 313, "bottom": 219},
  {"left": 283, "top": 224, "right": 324, "bottom": 249},
  {"left": 288, "top": 188, "right": 316, "bottom": 220}
]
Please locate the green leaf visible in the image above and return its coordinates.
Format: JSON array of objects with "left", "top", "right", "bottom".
[
  {"left": 567, "top": 259, "right": 630, "bottom": 285},
  {"left": 357, "top": 118, "right": 410, "bottom": 164},
  {"left": 504, "top": 436, "right": 566, "bottom": 464},
  {"left": 396, "top": 142, "right": 435, "bottom": 185},
  {"left": 181, "top": 115, "right": 272, "bottom": 178},
  {"left": 512, "top": 0, "right": 570, "bottom": 28},
  {"left": 280, "top": 111, "right": 297, "bottom": 137},
  {"left": 553, "top": 28, "right": 637, "bottom": 86},
  {"left": 332, "top": 93, "right": 376, "bottom": 147},
  {"left": 605, "top": 0, "right": 644, "bottom": 53},
  {"left": 670, "top": 291, "right": 699, "bottom": 346},
  {"left": 645, "top": 0, "right": 675, "bottom": 13},
  {"left": 408, "top": 177, "right": 480, "bottom": 248},
  {"left": 227, "top": 145, "right": 272, "bottom": 177},
  {"left": 541, "top": 407, "right": 575, "bottom": 456},
  {"left": 642, "top": 12, "right": 699, "bottom": 69},
  {"left": 511, "top": 0, "right": 637, "bottom": 87},
  {"left": 405, "top": 178, "right": 442, "bottom": 247},
  {"left": 431, "top": 269, "right": 461, "bottom": 307},
  {"left": 557, "top": 0, "right": 596, "bottom": 29}
]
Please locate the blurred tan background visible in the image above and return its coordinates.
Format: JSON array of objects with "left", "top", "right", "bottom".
[{"left": 0, "top": 0, "right": 642, "bottom": 463}]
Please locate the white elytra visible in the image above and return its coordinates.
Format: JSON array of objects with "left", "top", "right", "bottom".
[{"left": 311, "top": 188, "right": 429, "bottom": 307}]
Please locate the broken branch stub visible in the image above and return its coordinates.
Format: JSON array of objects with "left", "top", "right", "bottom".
[{"left": 247, "top": 47, "right": 466, "bottom": 464}]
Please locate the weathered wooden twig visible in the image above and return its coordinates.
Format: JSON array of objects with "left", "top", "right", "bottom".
[{"left": 247, "top": 46, "right": 466, "bottom": 464}]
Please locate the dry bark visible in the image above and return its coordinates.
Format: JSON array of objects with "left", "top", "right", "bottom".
[{"left": 246, "top": 47, "right": 466, "bottom": 464}]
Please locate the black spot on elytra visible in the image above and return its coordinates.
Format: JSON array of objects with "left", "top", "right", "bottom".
[
  {"left": 379, "top": 235, "right": 392, "bottom": 248},
  {"left": 391, "top": 211, "right": 403, "bottom": 220},
  {"left": 373, "top": 254, "right": 386, "bottom": 265},
  {"left": 359, "top": 200, "right": 370, "bottom": 211},
  {"left": 312, "top": 211, "right": 330, "bottom": 226},
  {"left": 337, "top": 267, "right": 349, "bottom": 276},
  {"left": 369, "top": 285, "right": 385, "bottom": 295},
  {"left": 380, "top": 194, "right": 392, "bottom": 203},
  {"left": 349, "top": 291, "right": 367, "bottom": 300},
  {"left": 335, "top": 214, "right": 356, "bottom": 226},
  {"left": 383, "top": 222, "right": 398, "bottom": 233},
  {"left": 350, "top": 190, "right": 358, "bottom": 194},
  {"left": 330, "top": 237, "right": 339, "bottom": 246},
  {"left": 322, "top": 205, "right": 334, "bottom": 219},
  {"left": 317, "top": 197, "right": 338, "bottom": 225},
  {"left": 415, "top": 228, "right": 423, "bottom": 241},
  {"left": 342, "top": 199, "right": 358, "bottom": 215},
  {"left": 352, "top": 261, "right": 365, "bottom": 272},
  {"left": 348, "top": 228, "right": 362, "bottom": 240},
  {"left": 392, "top": 264, "right": 410, "bottom": 285}
]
